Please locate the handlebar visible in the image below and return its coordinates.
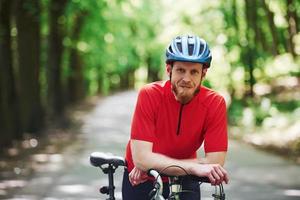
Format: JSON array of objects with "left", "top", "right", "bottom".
[
  {"left": 147, "top": 169, "right": 225, "bottom": 200},
  {"left": 164, "top": 174, "right": 210, "bottom": 183}
]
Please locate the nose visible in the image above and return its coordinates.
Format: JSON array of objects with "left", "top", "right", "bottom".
[{"left": 182, "top": 73, "right": 192, "bottom": 83}]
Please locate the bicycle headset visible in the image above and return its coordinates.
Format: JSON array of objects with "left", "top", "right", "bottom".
[{"left": 165, "top": 35, "right": 212, "bottom": 68}]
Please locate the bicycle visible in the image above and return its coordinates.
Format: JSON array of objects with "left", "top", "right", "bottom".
[{"left": 90, "top": 152, "right": 226, "bottom": 200}]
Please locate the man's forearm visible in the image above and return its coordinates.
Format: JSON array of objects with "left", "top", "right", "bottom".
[
  {"left": 202, "top": 152, "right": 227, "bottom": 166},
  {"left": 131, "top": 140, "right": 199, "bottom": 175},
  {"left": 134, "top": 150, "right": 197, "bottom": 176}
]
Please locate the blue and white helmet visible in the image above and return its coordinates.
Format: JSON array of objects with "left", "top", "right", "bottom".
[{"left": 165, "top": 35, "right": 212, "bottom": 68}]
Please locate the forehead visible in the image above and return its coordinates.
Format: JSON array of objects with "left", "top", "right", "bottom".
[{"left": 173, "top": 61, "right": 203, "bottom": 70}]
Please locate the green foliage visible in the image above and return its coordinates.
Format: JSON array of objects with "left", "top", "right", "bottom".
[
  {"left": 271, "top": 100, "right": 300, "bottom": 113},
  {"left": 228, "top": 99, "right": 244, "bottom": 126},
  {"left": 61, "top": 0, "right": 164, "bottom": 94}
]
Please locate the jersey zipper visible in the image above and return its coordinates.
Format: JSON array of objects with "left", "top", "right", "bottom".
[{"left": 176, "top": 104, "right": 184, "bottom": 135}]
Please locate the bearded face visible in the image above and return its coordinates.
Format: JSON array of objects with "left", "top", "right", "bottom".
[{"left": 168, "top": 61, "right": 207, "bottom": 104}]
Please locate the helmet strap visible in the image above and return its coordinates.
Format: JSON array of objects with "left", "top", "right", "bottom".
[
  {"left": 167, "top": 63, "right": 174, "bottom": 81},
  {"left": 201, "top": 67, "right": 208, "bottom": 79}
]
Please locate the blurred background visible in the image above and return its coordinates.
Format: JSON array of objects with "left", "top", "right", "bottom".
[{"left": 0, "top": 0, "right": 300, "bottom": 199}]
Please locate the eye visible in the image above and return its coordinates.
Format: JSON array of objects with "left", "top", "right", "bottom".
[
  {"left": 176, "top": 68, "right": 185, "bottom": 73},
  {"left": 191, "top": 70, "right": 199, "bottom": 75}
]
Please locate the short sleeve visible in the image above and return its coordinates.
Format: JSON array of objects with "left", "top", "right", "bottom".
[
  {"left": 130, "top": 87, "right": 157, "bottom": 142},
  {"left": 204, "top": 96, "right": 228, "bottom": 152}
]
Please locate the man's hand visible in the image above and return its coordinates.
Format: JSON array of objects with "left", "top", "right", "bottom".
[
  {"left": 129, "top": 167, "right": 148, "bottom": 186},
  {"left": 190, "top": 163, "right": 229, "bottom": 186}
]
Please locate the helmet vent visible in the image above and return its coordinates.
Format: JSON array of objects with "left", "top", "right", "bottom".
[
  {"left": 188, "top": 44, "right": 194, "bottom": 56},
  {"left": 168, "top": 46, "right": 174, "bottom": 53},
  {"left": 176, "top": 42, "right": 182, "bottom": 52},
  {"left": 198, "top": 44, "right": 204, "bottom": 56}
]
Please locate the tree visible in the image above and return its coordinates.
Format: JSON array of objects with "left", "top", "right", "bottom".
[
  {"left": 243, "top": 0, "right": 257, "bottom": 97},
  {"left": 0, "top": 0, "right": 21, "bottom": 145},
  {"left": 47, "top": 0, "right": 68, "bottom": 118},
  {"left": 146, "top": 53, "right": 161, "bottom": 82},
  {"left": 68, "top": 10, "right": 87, "bottom": 102},
  {"left": 261, "top": 0, "right": 280, "bottom": 56},
  {"left": 16, "top": 0, "right": 44, "bottom": 134},
  {"left": 286, "top": 0, "right": 298, "bottom": 57}
]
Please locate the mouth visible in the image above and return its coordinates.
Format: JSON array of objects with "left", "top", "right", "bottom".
[{"left": 179, "top": 85, "right": 192, "bottom": 89}]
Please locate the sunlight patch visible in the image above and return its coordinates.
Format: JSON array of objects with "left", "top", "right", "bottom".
[
  {"left": 0, "top": 180, "right": 27, "bottom": 188},
  {"left": 57, "top": 184, "right": 89, "bottom": 194},
  {"left": 284, "top": 189, "right": 300, "bottom": 197}
]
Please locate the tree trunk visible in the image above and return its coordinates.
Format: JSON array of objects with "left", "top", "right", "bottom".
[
  {"left": 0, "top": 0, "right": 21, "bottom": 146},
  {"left": 128, "top": 70, "right": 135, "bottom": 88},
  {"left": 231, "top": 0, "right": 238, "bottom": 29},
  {"left": 261, "top": 0, "right": 280, "bottom": 56},
  {"left": 97, "top": 68, "right": 106, "bottom": 94},
  {"left": 68, "top": 49, "right": 85, "bottom": 102},
  {"left": 286, "top": 0, "right": 298, "bottom": 57},
  {"left": 68, "top": 11, "right": 87, "bottom": 103},
  {"left": 252, "top": 0, "right": 269, "bottom": 53},
  {"left": 244, "top": 0, "right": 256, "bottom": 97},
  {"left": 16, "top": 0, "right": 43, "bottom": 134},
  {"left": 119, "top": 69, "right": 135, "bottom": 90},
  {"left": 47, "top": 0, "right": 68, "bottom": 117},
  {"left": 146, "top": 56, "right": 160, "bottom": 83},
  {"left": 120, "top": 72, "right": 129, "bottom": 90}
]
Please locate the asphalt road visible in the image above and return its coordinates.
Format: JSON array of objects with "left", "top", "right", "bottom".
[{"left": 5, "top": 90, "right": 300, "bottom": 200}]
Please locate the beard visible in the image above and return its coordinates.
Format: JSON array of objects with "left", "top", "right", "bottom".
[{"left": 171, "top": 82, "right": 200, "bottom": 104}]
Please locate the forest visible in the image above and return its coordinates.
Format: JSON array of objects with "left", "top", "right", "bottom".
[{"left": 0, "top": 0, "right": 299, "bottom": 157}]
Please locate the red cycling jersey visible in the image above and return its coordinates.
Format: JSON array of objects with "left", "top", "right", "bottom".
[{"left": 125, "top": 80, "right": 228, "bottom": 172}]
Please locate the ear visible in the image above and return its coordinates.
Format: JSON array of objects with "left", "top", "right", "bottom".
[
  {"left": 166, "top": 64, "right": 172, "bottom": 76},
  {"left": 201, "top": 68, "right": 208, "bottom": 78}
]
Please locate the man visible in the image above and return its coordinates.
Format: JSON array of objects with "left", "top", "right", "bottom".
[{"left": 122, "top": 35, "right": 229, "bottom": 200}]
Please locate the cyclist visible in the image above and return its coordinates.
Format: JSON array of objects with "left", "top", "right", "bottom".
[{"left": 122, "top": 35, "right": 229, "bottom": 200}]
